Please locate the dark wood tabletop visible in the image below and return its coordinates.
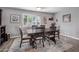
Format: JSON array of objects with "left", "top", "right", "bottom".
[{"left": 27, "top": 28, "right": 59, "bottom": 35}]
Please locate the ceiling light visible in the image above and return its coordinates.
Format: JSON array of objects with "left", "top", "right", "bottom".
[{"left": 36, "top": 7, "right": 41, "bottom": 11}]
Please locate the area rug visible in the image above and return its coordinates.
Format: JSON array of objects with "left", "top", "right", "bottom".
[{"left": 8, "top": 38, "right": 73, "bottom": 52}]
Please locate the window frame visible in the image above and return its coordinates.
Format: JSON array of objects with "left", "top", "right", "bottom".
[{"left": 22, "top": 14, "right": 41, "bottom": 27}]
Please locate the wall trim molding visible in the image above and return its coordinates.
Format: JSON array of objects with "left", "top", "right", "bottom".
[{"left": 60, "top": 33, "right": 79, "bottom": 40}]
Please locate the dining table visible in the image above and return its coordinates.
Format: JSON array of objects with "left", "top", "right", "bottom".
[{"left": 27, "top": 28, "right": 59, "bottom": 48}]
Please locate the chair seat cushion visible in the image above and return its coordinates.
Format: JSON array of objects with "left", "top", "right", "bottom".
[
  {"left": 36, "top": 37, "right": 42, "bottom": 39},
  {"left": 23, "top": 35, "right": 31, "bottom": 39},
  {"left": 49, "top": 35, "right": 54, "bottom": 37}
]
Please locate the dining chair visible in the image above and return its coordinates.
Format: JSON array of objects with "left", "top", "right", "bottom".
[
  {"left": 32, "top": 25, "right": 37, "bottom": 29},
  {"left": 38, "top": 25, "right": 53, "bottom": 46},
  {"left": 19, "top": 28, "right": 31, "bottom": 48},
  {"left": 50, "top": 23, "right": 60, "bottom": 40},
  {"left": 39, "top": 26, "right": 45, "bottom": 47},
  {"left": 55, "top": 29, "right": 60, "bottom": 40},
  {"left": 33, "top": 33, "right": 44, "bottom": 48},
  {"left": 46, "top": 31, "right": 56, "bottom": 44},
  {"left": 54, "top": 26, "right": 60, "bottom": 39},
  {"left": 33, "top": 25, "right": 45, "bottom": 47}
]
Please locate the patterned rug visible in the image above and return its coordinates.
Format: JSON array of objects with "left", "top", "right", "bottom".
[{"left": 8, "top": 38, "right": 73, "bottom": 52}]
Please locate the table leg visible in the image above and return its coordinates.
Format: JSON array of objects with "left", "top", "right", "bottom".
[{"left": 42, "top": 38, "right": 44, "bottom": 47}]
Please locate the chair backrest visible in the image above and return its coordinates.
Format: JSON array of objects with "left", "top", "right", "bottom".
[
  {"left": 39, "top": 25, "right": 45, "bottom": 36},
  {"left": 50, "top": 23, "right": 56, "bottom": 30},
  {"left": 34, "top": 25, "right": 45, "bottom": 37},
  {"left": 40, "top": 25, "right": 45, "bottom": 32},
  {"left": 32, "top": 25, "right": 37, "bottom": 29},
  {"left": 19, "top": 28, "right": 23, "bottom": 39}
]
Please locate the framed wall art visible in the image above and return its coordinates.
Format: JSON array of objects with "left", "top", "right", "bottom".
[
  {"left": 49, "top": 17, "right": 53, "bottom": 21},
  {"left": 63, "top": 14, "right": 71, "bottom": 23},
  {"left": 10, "top": 14, "right": 20, "bottom": 23}
]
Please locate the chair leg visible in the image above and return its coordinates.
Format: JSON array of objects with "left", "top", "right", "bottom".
[
  {"left": 42, "top": 39, "right": 44, "bottom": 47},
  {"left": 20, "top": 39, "right": 22, "bottom": 48},
  {"left": 34, "top": 41, "right": 37, "bottom": 49},
  {"left": 53, "top": 39, "right": 56, "bottom": 44}
]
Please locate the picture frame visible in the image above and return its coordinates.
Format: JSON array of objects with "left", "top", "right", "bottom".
[
  {"left": 49, "top": 17, "right": 53, "bottom": 21},
  {"left": 10, "top": 14, "right": 20, "bottom": 23},
  {"left": 63, "top": 14, "right": 71, "bottom": 23}
]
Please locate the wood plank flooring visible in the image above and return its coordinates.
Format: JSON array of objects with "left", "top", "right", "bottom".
[{"left": 0, "top": 38, "right": 14, "bottom": 52}]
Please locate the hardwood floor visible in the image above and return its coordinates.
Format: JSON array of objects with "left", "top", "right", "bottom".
[
  {"left": 0, "top": 38, "right": 14, "bottom": 52},
  {"left": 63, "top": 36, "right": 79, "bottom": 52}
]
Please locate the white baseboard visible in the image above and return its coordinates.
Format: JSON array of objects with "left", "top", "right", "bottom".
[{"left": 60, "top": 33, "right": 79, "bottom": 40}]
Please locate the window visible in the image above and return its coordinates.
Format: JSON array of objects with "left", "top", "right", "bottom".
[{"left": 23, "top": 15, "right": 41, "bottom": 26}]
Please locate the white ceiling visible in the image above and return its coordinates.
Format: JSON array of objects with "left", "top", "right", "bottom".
[{"left": 16, "top": 7, "right": 64, "bottom": 13}]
